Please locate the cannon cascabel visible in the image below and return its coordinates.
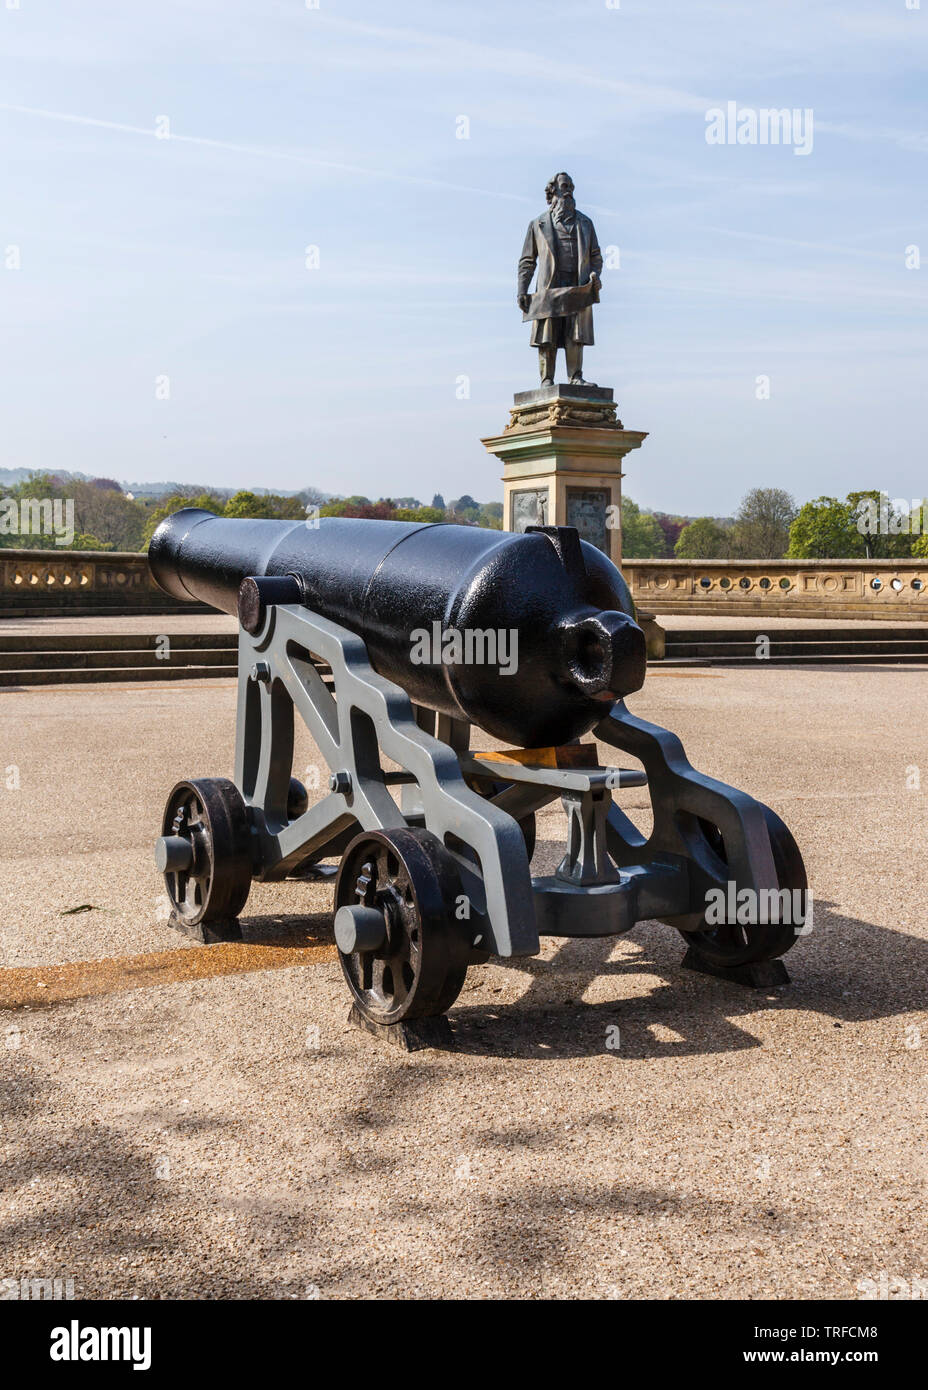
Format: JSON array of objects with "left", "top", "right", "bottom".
[{"left": 148, "top": 508, "right": 646, "bottom": 747}]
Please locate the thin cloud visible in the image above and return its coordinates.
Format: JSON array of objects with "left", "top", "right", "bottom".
[{"left": 0, "top": 102, "right": 533, "bottom": 203}]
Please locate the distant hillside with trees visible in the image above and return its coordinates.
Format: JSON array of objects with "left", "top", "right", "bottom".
[
  {"left": 0, "top": 472, "right": 505, "bottom": 551},
  {"left": 1, "top": 470, "right": 924, "bottom": 561}
]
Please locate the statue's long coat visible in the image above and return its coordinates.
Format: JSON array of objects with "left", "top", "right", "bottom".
[{"left": 517, "top": 209, "right": 603, "bottom": 347}]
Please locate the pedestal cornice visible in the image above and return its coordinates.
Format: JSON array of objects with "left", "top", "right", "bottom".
[
  {"left": 481, "top": 426, "right": 648, "bottom": 468},
  {"left": 482, "top": 385, "right": 648, "bottom": 568}
]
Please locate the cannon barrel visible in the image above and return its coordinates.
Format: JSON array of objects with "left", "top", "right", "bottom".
[{"left": 149, "top": 508, "right": 646, "bottom": 747}]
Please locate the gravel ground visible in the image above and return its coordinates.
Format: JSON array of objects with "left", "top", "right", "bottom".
[{"left": 0, "top": 668, "right": 925, "bottom": 1300}]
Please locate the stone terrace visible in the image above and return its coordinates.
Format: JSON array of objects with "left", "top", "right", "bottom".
[{"left": 0, "top": 666, "right": 925, "bottom": 1299}]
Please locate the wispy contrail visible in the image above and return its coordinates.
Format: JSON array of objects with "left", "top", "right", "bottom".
[{"left": 0, "top": 102, "right": 532, "bottom": 203}]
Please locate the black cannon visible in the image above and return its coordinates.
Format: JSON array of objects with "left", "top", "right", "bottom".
[{"left": 150, "top": 508, "right": 808, "bottom": 1039}]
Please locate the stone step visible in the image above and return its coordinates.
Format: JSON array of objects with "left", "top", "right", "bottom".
[
  {"left": 0, "top": 664, "right": 238, "bottom": 687},
  {"left": 4, "top": 623, "right": 926, "bottom": 686},
  {"left": 1, "top": 602, "right": 211, "bottom": 619},
  {"left": 666, "top": 626, "right": 928, "bottom": 644},
  {"left": 0, "top": 647, "right": 236, "bottom": 671},
  {"left": 662, "top": 652, "right": 928, "bottom": 667},
  {"left": 665, "top": 639, "right": 928, "bottom": 659},
  {"left": 0, "top": 632, "right": 237, "bottom": 653}
]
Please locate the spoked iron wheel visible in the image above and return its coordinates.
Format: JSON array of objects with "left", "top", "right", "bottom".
[
  {"left": 334, "top": 827, "right": 470, "bottom": 1025},
  {"left": 156, "top": 778, "right": 252, "bottom": 935},
  {"left": 677, "top": 804, "right": 807, "bottom": 969}
]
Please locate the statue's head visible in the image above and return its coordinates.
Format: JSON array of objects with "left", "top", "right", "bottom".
[{"left": 545, "top": 172, "right": 575, "bottom": 211}]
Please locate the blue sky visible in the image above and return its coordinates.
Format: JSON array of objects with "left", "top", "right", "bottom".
[{"left": 1, "top": 0, "right": 926, "bottom": 514}]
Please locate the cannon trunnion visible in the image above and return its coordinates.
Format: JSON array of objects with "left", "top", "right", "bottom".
[{"left": 150, "top": 511, "right": 807, "bottom": 1040}]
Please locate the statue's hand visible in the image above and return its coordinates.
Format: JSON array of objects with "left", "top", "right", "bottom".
[
  {"left": 589, "top": 271, "right": 600, "bottom": 287},
  {"left": 517, "top": 294, "right": 530, "bottom": 312}
]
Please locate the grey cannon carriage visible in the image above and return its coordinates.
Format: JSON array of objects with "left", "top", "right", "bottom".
[{"left": 149, "top": 508, "right": 807, "bottom": 1035}]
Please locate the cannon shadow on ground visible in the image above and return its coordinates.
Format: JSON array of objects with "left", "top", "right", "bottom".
[
  {"left": 235, "top": 912, "right": 334, "bottom": 948},
  {"left": 446, "top": 836, "right": 928, "bottom": 1059},
  {"left": 211, "top": 871, "right": 925, "bottom": 1066}
]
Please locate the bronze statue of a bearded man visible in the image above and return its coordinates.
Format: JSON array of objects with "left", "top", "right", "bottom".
[{"left": 517, "top": 172, "right": 603, "bottom": 387}]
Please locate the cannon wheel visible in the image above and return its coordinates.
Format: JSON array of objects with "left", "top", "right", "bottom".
[
  {"left": 334, "top": 827, "right": 470, "bottom": 1025},
  {"left": 158, "top": 778, "right": 252, "bottom": 932},
  {"left": 676, "top": 805, "right": 807, "bottom": 969}
]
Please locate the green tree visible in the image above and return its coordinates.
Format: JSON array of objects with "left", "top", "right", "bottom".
[
  {"left": 731, "top": 487, "right": 796, "bottom": 559},
  {"left": 620, "top": 498, "right": 667, "bottom": 558},
  {"left": 223, "top": 491, "right": 306, "bottom": 520},
  {"left": 142, "top": 491, "right": 227, "bottom": 546},
  {"left": 223, "top": 490, "right": 274, "bottom": 519},
  {"left": 675, "top": 516, "right": 731, "bottom": 559},
  {"left": 321, "top": 498, "right": 397, "bottom": 519},
  {"left": 71, "top": 533, "right": 114, "bottom": 550},
  {"left": 69, "top": 481, "right": 145, "bottom": 550},
  {"left": 395, "top": 506, "right": 445, "bottom": 523},
  {"left": 846, "top": 490, "right": 915, "bottom": 559},
  {"left": 321, "top": 495, "right": 374, "bottom": 517},
  {"left": 296, "top": 486, "right": 329, "bottom": 509},
  {"left": 0, "top": 472, "right": 146, "bottom": 551},
  {"left": 263, "top": 493, "right": 307, "bottom": 520},
  {"left": 447, "top": 494, "right": 480, "bottom": 523},
  {"left": 788, "top": 491, "right": 915, "bottom": 559},
  {"left": 788, "top": 497, "right": 866, "bottom": 558}
]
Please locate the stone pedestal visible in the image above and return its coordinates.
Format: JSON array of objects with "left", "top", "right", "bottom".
[{"left": 481, "top": 385, "right": 647, "bottom": 568}]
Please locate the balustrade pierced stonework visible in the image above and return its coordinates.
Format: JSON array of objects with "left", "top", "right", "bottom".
[
  {"left": 3, "top": 549, "right": 926, "bottom": 622},
  {"left": 0, "top": 549, "right": 205, "bottom": 617},
  {"left": 623, "top": 559, "right": 927, "bottom": 617}
]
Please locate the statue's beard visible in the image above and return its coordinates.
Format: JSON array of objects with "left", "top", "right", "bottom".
[{"left": 553, "top": 195, "right": 575, "bottom": 220}]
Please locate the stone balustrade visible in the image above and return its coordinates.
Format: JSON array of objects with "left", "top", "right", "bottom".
[
  {"left": 4, "top": 546, "right": 927, "bottom": 622},
  {"left": 624, "top": 557, "right": 928, "bottom": 618},
  {"left": 0, "top": 548, "right": 206, "bottom": 618}
]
